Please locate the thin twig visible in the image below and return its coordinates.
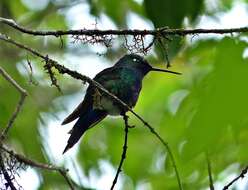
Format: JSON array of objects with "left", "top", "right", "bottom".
[
  {"left": 0, "top": 153, "right": 18, "bottom": 190},
  {"left": 26, "top": 56, "right": 37, "bottom": 85},
  {"left": 144, "top": 37, "right": 156, "bottom": 52},
  {"left": 223, "top": 166, "right": 248, "bottom": 190},
  {"left": 0, "top": 67, "right": 27, "bottom": 140},
  {"left": 43, "top": 55, "right": 62, "bottom": 92},
  {"left": 157, "top": 36, "right": 171, "bottom": 68},
  {"left": 110, "top": 114, "right": 129, "bottom": 190},
  {"left": 70, "top": 159, "right": 84, "bottom": 187},
  {"left": 0, "top": 145, "right": 74, "bottom": 190},
  {"left": 0, "top": 34, "right": 183, "bottom": 190},
  {"left": 206, "top": 153, "right": 215, "bottom": 190},
  {"left": 1, "top": 17, "right": 248, "bottom": 37}
]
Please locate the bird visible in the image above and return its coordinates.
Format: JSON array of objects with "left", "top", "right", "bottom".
[{"left": 61, "top": 54, "right": 180, "bottom": 154}]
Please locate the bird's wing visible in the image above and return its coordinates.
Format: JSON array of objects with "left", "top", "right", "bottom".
[
  {"left": 63, "top": 109, "right": 107, "bottom": 154},
  {"left": 61, "top": 90, "right": 93, "bottom": 125},
  {"left": 94, "top": 66, "right": 122, "bottom": 83},
  {"left": 61, "top": 67, "right": 119, "bottom": 125}
]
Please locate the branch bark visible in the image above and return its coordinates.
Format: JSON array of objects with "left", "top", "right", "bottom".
[{"left": 1, "top": 17, "right": 248, "bottom": 37}]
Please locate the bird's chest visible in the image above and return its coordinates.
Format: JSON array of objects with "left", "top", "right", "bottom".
[
  {"left": 93, "top": 92, "right": 125, "bottom": 116},
  {"left": 99, "top": 97, "right": 122, "bottom": 115}
]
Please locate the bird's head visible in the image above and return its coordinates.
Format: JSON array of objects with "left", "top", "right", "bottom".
[{"left": 115, "top": 54, "right": 181, "bottom": 75}]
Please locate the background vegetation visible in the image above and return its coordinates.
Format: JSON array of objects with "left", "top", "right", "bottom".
[{"left": 0, "top": 0, "right": 248, "bottom": 189}]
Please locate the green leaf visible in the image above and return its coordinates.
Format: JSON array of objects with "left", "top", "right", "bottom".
[
  {"left": 181, "top": 38, "right": 248, "bottom": 159},
  {"left": 144, "top": 0, "right": 186, "bottom": 28},
  {"left": 144, "top": 0, "right": 204, "bottom": 61}
]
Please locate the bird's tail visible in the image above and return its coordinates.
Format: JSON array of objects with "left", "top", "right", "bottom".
[{"left": 63, "top": 109, "right": 107, "bottom": 154}]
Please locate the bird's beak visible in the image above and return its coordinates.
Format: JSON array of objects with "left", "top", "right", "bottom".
[{"left": 151, "top": 67, "right": 181, "bottom": 75}]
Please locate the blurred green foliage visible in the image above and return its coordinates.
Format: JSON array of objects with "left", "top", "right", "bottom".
[{"left": 0, "top": 0, "right": 248, "bottom": 190}]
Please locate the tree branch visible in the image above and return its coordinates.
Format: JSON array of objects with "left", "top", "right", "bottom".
[
  {"left": 0, "top": 67, "right": 28, "bottom": 140},
  {"left": 0, "top": 153, "right": 18, "bottom": 190},
  {"left": 223, "top": 165, "right": 248, "bottom": 190},
  {"left": 110, "top": 114, "right": 129, "bottom": 190},
  {"left": 1, "top": 17, "right": 248, "bottom": 37},
  {"left": 0, "top": 34, "right": 182, "bottom": 190},
  {"left": 206, "top": 153, "right": 214, "bottom": 190},
  {"left": 0, "top": 63, "right": 73, "bottom": 189},
  {"left": 0, "top": 145, "right": 74, "bottom": 190}
]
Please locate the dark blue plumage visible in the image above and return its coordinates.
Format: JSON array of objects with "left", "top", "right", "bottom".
[{"left": 62, "top": 54, "right": 180, "bottom": 153}]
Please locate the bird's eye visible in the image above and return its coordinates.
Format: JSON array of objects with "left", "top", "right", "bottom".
[{"left": 133, "top": 58, "right": 137, "bottom": 62}]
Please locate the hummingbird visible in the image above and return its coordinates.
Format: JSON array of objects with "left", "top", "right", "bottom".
[{"left": 62, "top": 54, "right": 180, "bottom": 153}]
